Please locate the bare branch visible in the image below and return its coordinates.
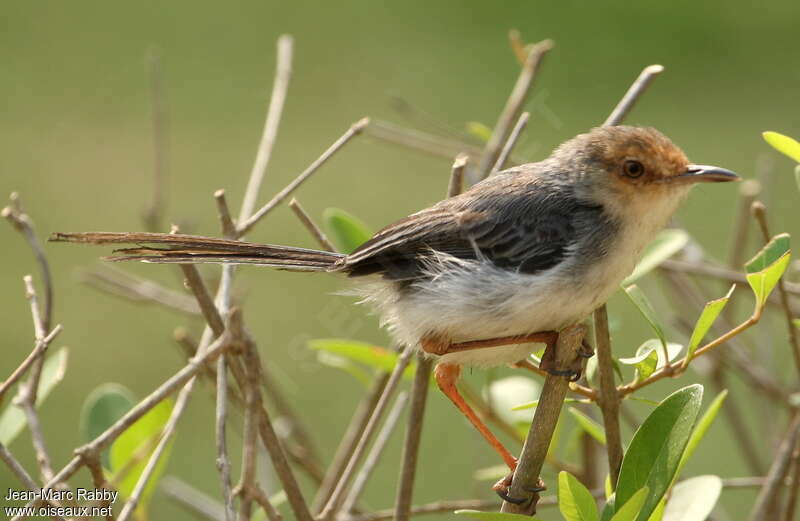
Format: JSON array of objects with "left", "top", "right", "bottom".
[
  {"left": 490, "top": 111, "right": 529, "bottom": 176},
  {"left": 501, "top": 324, "right": 586, "bottom": 515},
  {"left": 475, "top": 40, "right": 553, "bottom": 182},
  {"left": 162, "top": 476, "right": 226, "bottom": 521},
  {"left": 749, "top": 413, "right": 800, "bottom": 521},
  {"left": 603, "top": 64, "right": 664, "bottom": 126},
  {"left": 238, "top": 35, "right": 294, "bottom": 222},
  {"left": 215, "top": 190, "right": 238, "bottom": 239},
  {"left": 237, "top": 117, "right": 369, "bottom": 238},
  {"left": 593, "top": 305, "right": 623, "bottom": 487},
  {"left": 365, "top": 119, "right": 483, "bottom": 161},
  {"left": 319, "top": 346, "right": 414, "bottom": 520},
  {"left": 216, "top": 354, "right": 235, "bottom": 521},
  {"left": 447, "top": 154, "right": 468, "bottom": 198},
  {"left": 341, "top": 392, "right": 409, "bottom": 515},
  {"left": 0, "top": 324, "right": 62, "bottom": 403},
  {"left": 289, "top": 198, "right": 335, "bottom": 251}
]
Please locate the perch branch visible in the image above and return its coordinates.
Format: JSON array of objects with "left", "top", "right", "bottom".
[
  {"left": 501, "top": 324, "right": 586, "bottom": 515},
  {"left": 593, "top": 305, "right": 623, "bottom": 487},
  {"left": 289, "top": 198, "right": 335, "bottom": 251}
]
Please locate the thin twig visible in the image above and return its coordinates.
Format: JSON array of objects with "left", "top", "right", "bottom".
[
  {"left": 237, "top": 117, "right": 369, "bottom": 237},
  {"left": 162, "top": 476, "right": 226, "bottom": 521},
  {"left": 751, "top": 201, "right": 800, "bottom": 375},
  {"left": 319, "top": 346, "right": 414, "bottom": 521},
  {"left": 78, "top": 266, "right": 200, "bottom": 315},
  {"left": 0, "top": 442, "right": 40, "bottom": 493},
  {"left": 447, "top": 154, "right": 468, "bottom": 198},
  {"left": 289, "top": 198, "right": 335, "bottom": 251},
  {"left": 476, "top": 40, "right": 553, "bottom": 182},
  {"left": 660, "top": 258, "right": 800, "bottom": 299},
  {"left": 490, "top": 111, "right": 529, "bottom": 175},
  {"left": 238, "top": 34, "right": 294, "bottom": 223},
  {"left": 312, "top": 373, "right": 390, "bottom": 513},
  {"left": 342, "top": 392, "right": 409, "bottom": 515},
  {"left": 215, "top": 190, "right": 238, "bottom": 239},
  {"left": 782, "top": 439, "right": 800, "bottom": 521},
  {"left": 593, "top": 305, "right": 623, "bottom": 487},
  {"left": 749, "top": 413, "right": 800, "bottom": 521},
  {"left": 12, "top": 333, "right": 234, "bottom": 520},
  {"left": 365, "top": 119, "right": 484, "bottom": 162},
  {"left": 393, "top": 355, "right": 431, "bottom": 521},
  {"left": 0, "top": 324, "right": 62, "bottom": 404},
  {"left": 603, "top": 65, "right": 664, "bottom": 126},
  {"left": 216, "top": 353, "right": 235, "bottom": 521},
  {"left": 501, "top": 324, "right": 586, "bottom": 515},
  {"left": 143, "top": 46, "right": 169, "bottom": 232}
]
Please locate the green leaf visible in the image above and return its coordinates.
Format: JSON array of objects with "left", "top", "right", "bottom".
[
  {"left": 794, "top": 318, "right": 800, "bottom": 330},
  {"left": 315, "top": 351, "right": 372, "bottom": 387},
  {"left": 624, "top": 285, "right": 667, "bottom": 350},
  {"left": 322, "top": 208, "right": 372, "bottom": 253},
  {"left": 662, "top": 475, "right": 722, "bottom": 521},
  {"left": 763, "top": 131, "right": 800, "bottom": 162},
  {"left": 455, "top": 510, "right": 546, "bottom": 521},
  {"left": 646, "top": 499, "right": 665, "bottom": 521},
  {"left": 485, "top": 376, "right": 540, "bottom": 425},
  {"left": 677, "top": 390, "right": 727, "bottom": 473},
  {"left": 619, "top": 340, "right": 682, "bottom": 381},
  {"left": 685, "top": 286, "right": 734, "bottom": 364},
  {"left": 559, "top": 471, "right": 600, "bottom": 521},
  {"left": 616, "top": 385, "right": 704, "bottom": 521},
  {"left": 0, "top": 347, "right": 69, "bottom": 445},
  {"left": 568, "top": 407, "right": 606, "bottom": 445},
  {"left": 308, "top": 339, "right": 415, "bottom": 379},
  {"left": 605, "top": 475, "right": 614, "bottom": 501},
  {"left": 110, "top": 398, "right": 174, "bottom": 516},
  {"left": 624, "top": 229, "right": 689, "bottom": 285},
  {"left": 466, "top": 121, "right": 493, "bottom": 143},
  {"left": 601, "top": 497, "right": 616, "bottom": 521},
  {"left": 80, "top": 383, "right": 136, "bottom": 467},
  {"left": 744, "top": 233, "right": 791, "bottom": 307},
  {"left": 611, "top": 487, "right": 649, "bottom": 521}
]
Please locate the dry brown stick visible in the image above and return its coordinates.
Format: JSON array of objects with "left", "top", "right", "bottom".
[
  {"left": 318, "top": 345, "right": 415, "bottom": 521},
  {"left": 238, "top": 34, "right": 294, "bottom": 223},
  {"left": 342, "top": 391, "right": 409, "bottom": 515},
  {"left": 365, "top": 120, "right": 484, "bottom": 162},
  {"left": 0, "top": 444, "right": 64, "bottom": 521},
  {"left": 78, "top": 266, "right": 200, "bottom": 315},
  {"left": 748, "top": 413, "right": 800, "bottom": 521},
  {"left": 215, "top": 189, "right": 238, "bottom": 239},
  {"left": 162, "top": 476, "right": 226, "bottom": 521},
  {"left": 216, "top": 353, "right": 235, "bottom": 521},
  {"left": 393, "top": 356, "right": 431, "bottom": 521},
  {"left": 603, "top": 65, "right": 664, "bottom": 126},
  {"left": 501, "top": 324, "right": 586, "bottom": 515},
  {"left": 782, "top": 439, "right": 800, "bottom": 521},
  {"left": 751, "top": 201, "right": 800, "bottom": 375},
  {"left": 490, "top": 111, "right": 529, "bottom": 175},
  {"left": 593, "top": 305, "right": 623, "bottom": 487},
  {"left": 237, "top": 118, "right": 369, "bottom": 238},
  {"left": 447, "top": 154, "right": 468, "bottom": 198},
  {"left": 11, "top": 333, "right": 234, "bottom": 521},
  {"left": 289, "top": 198, "right": 335, "bottom": 251},
  {"left": 476, "top": 40, "right": 553, "bottom": 182},
  {"left": 312, "top": 372, "right": 390, "bottom": 513},
  {"left": 143, "top": 46, "right": 169, "bottom": 232},
  {"left": 233, "top": 335, "right": 282, "bottom": 521},
  {"left": 0, "top": 324, "right": 62, "bottom": 404}
]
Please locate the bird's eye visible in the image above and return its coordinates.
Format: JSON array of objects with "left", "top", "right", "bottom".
[{"left": 623, "top": 160, "right": 645, "bottom": 178}]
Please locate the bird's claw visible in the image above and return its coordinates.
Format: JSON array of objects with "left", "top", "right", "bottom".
[
  {"left": 493, "top": 473, "right": 546, "bottom": 506},
  {"left": 578, "top": 339, "right": 595, "bottom": 358},
  {"left": 545, "top": 367, "right": 582, "bottom": 382}
]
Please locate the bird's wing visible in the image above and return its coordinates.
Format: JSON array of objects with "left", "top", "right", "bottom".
[{"left": 343, "top": 173, "right": 599, "bottom": 280}]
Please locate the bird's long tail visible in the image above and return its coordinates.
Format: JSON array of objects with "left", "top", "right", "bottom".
[{"left": 49, "top": 232, "right": 345, "bottom": 272}]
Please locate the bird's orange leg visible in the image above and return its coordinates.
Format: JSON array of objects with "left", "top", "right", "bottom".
[{"left": 433, "top": 363, "right": 518, "bottom": 470}]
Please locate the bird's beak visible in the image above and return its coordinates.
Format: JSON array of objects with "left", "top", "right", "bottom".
[{"left": 673, "top": 164, "right": 740, "bottom": 184}]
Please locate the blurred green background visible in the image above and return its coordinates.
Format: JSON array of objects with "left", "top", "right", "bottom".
[{"left": 2, "top": 1, "right": 799, "bottom": 519}]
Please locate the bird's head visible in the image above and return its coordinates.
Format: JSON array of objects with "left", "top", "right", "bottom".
[{"left": 553, "top": 125, "right": 739, "bottom": 222}]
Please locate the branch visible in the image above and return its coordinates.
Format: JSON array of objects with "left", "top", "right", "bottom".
[
  {"left": 475, "top": 40, "right": 553, "bottom": 182},
  {"left": 318, "top": 346, "right": 414, "bottom": 521},
  {"left": 603, "top": 64, "right": 664, "bottom": 126},
  {"left": 748, "top": 413, "right": 800, "bottom": 521},
  {"left": 236, "top": 118, "right": 369, "bottom": 238},
  {"left": 289, "top": 198, "right": 335, "bottom": 251},
  {"left": 490, "top": 111, "right": 529, "bottom": 175},
  {"left": 238, "top": 34, "right": 294, "bottom": 223},
  {"left": 501, "top": 324, "right": 586, "bottom": 515},
  {"left": 593, "top": 305, "right": 623, "bottom": 487}
]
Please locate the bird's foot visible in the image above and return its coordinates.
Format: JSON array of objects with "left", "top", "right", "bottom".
[
  {"left": 578, "top": 338, "right": 595, "bottom": 359},
  {"left": 539, "top": 339, "right": 585, "bottom": 382},
  {"left": 492, "top": 472, "right": 546, "bottom": 505}
]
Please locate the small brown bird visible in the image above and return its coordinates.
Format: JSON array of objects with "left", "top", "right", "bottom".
[{"left": 52, "top": 125, "right": 738, "bottom": 500}]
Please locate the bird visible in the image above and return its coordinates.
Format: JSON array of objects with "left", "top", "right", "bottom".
[{"left": 51, "top": 125, "right": 739, "bottom": 501}]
